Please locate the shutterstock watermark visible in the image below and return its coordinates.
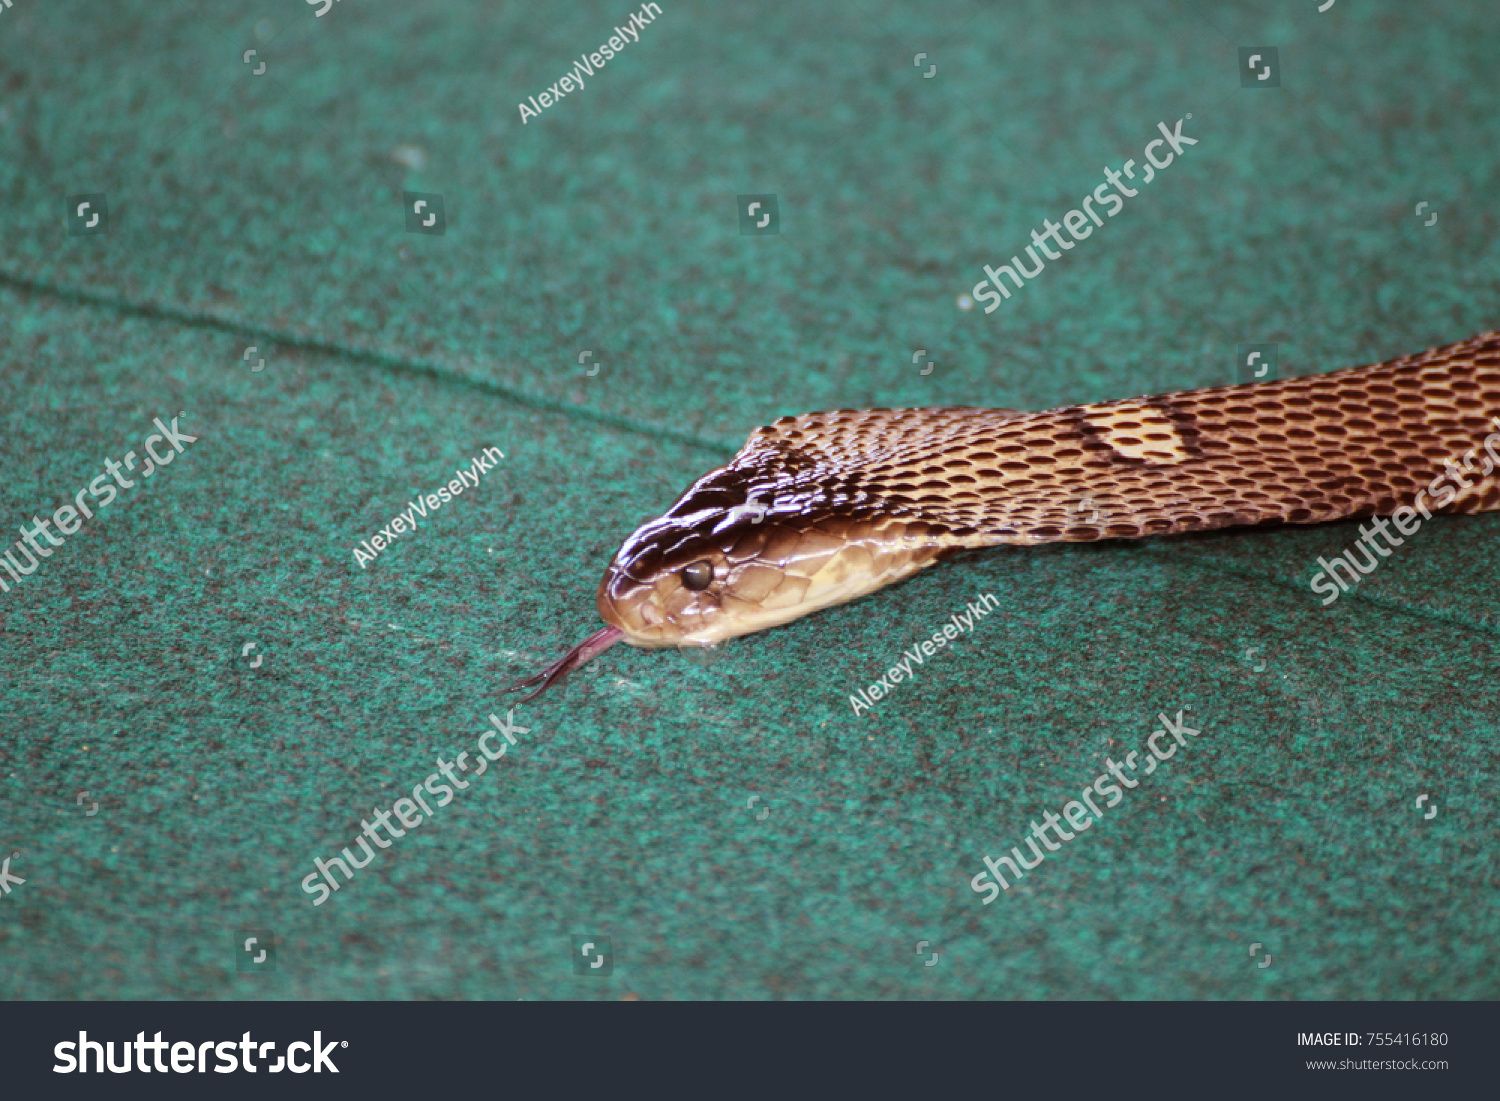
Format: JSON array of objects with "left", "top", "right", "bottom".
[
  {"left": 1309, "top": 417, "right": 1500, "bottom": 606},
  {"left": 848, "top": 593, "right": 999, "bottom": 716},
  {"left": 1, "top": 415, "right": 198, "bottom": 595},
  {"left": 970, "top": 708, "right": 1203, "bottom": 903},
  {"left": 971, "top": 117, "right": 1198, "bottom": 312},
  {"left": 55, "top": 1031, "right": 344, "bottom": 1074},
  {"left": 518, "top": 3, "right": 663, "bottom": 125},
  {"left": 301, "top": 709, "right": 531, "bottom": 905}
]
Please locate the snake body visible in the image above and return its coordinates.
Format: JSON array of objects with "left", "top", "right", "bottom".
[{"left": 510, "top": 331, "right": 1500, "bottom": 698}]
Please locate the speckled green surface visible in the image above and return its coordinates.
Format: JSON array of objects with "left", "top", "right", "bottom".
[{"left": 1, "top": 0, "right": 1497, "bottom": 1000}]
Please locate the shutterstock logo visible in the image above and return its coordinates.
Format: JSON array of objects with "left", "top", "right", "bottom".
[
  {"left": 1238, "top": 46, "right": 1281, "bottom": 88},
  {"left": 0, "top": 852, "right": 24, "bottom": 895},
  {"left": 970, "top": 709, "right": 1205, "bottom": 903},
  {"left": 972, "top": 118, "right": 1198, "bottom": 312},
  {"left": 301, "top": 707, "right": 531, "bottom": 905},
  {"left": 54, "top": 1031, "right": 346, "bottom": 1074},
  {"left": 1308, "top": 418, "right": 1500, "bottom": 606},
  {"left": 572, "top": 935, "right": 614, "bottom": 975}
]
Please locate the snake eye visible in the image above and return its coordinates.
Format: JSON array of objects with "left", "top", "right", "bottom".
[{"left": 680, "top": 560, "right": 715, "bottom": 591}]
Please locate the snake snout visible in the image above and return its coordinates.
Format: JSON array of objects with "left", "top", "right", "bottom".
[{"left": 597, "top": 555, "right": 727, "bottom": 647}]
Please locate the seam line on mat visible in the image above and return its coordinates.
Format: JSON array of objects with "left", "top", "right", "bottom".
[{"left": 0, "top": 270, "right": 733, "bottom": 455}]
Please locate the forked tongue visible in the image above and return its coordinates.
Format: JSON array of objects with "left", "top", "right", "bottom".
[{"left": 505, "top": 625, "right": 624, "bottom": 702}]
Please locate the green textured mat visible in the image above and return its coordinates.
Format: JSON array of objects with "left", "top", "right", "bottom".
[{"left": 1, "top": 0, "right": 1497, "bottom": 1000}]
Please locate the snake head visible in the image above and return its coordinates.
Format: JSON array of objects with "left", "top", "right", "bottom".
[
  {"left": 595, "top": 462, "right": 935, "bottom": 648},
  {"left": 509, "top": 410, "right": 990, "bottom": 697},
  {"left": 596, "top": 507, "right": 780, "bottom": 649}
]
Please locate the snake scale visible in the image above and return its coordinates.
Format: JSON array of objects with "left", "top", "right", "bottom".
[{"left": 510, "top": 331, "right": 1500, "bottom": 698}]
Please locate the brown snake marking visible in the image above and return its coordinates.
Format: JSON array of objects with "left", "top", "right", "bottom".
[{"left": 509, "top": 331, "right": 1500, "bottom": 699}]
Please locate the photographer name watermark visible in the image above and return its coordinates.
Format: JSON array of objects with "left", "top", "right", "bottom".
[
  {"left": 848, "top": 593, "right": 999, "bottom": 716},
  {"left": 518, "top": 3, "right": 663, "bottom": 125},
  {"left": 351, "top": 447, "right": 503, "bottom": 568}
]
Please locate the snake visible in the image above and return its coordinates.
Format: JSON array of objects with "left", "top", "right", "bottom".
[{"left": 509, "top": 331, "right": 1500, "bottom": 699}]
